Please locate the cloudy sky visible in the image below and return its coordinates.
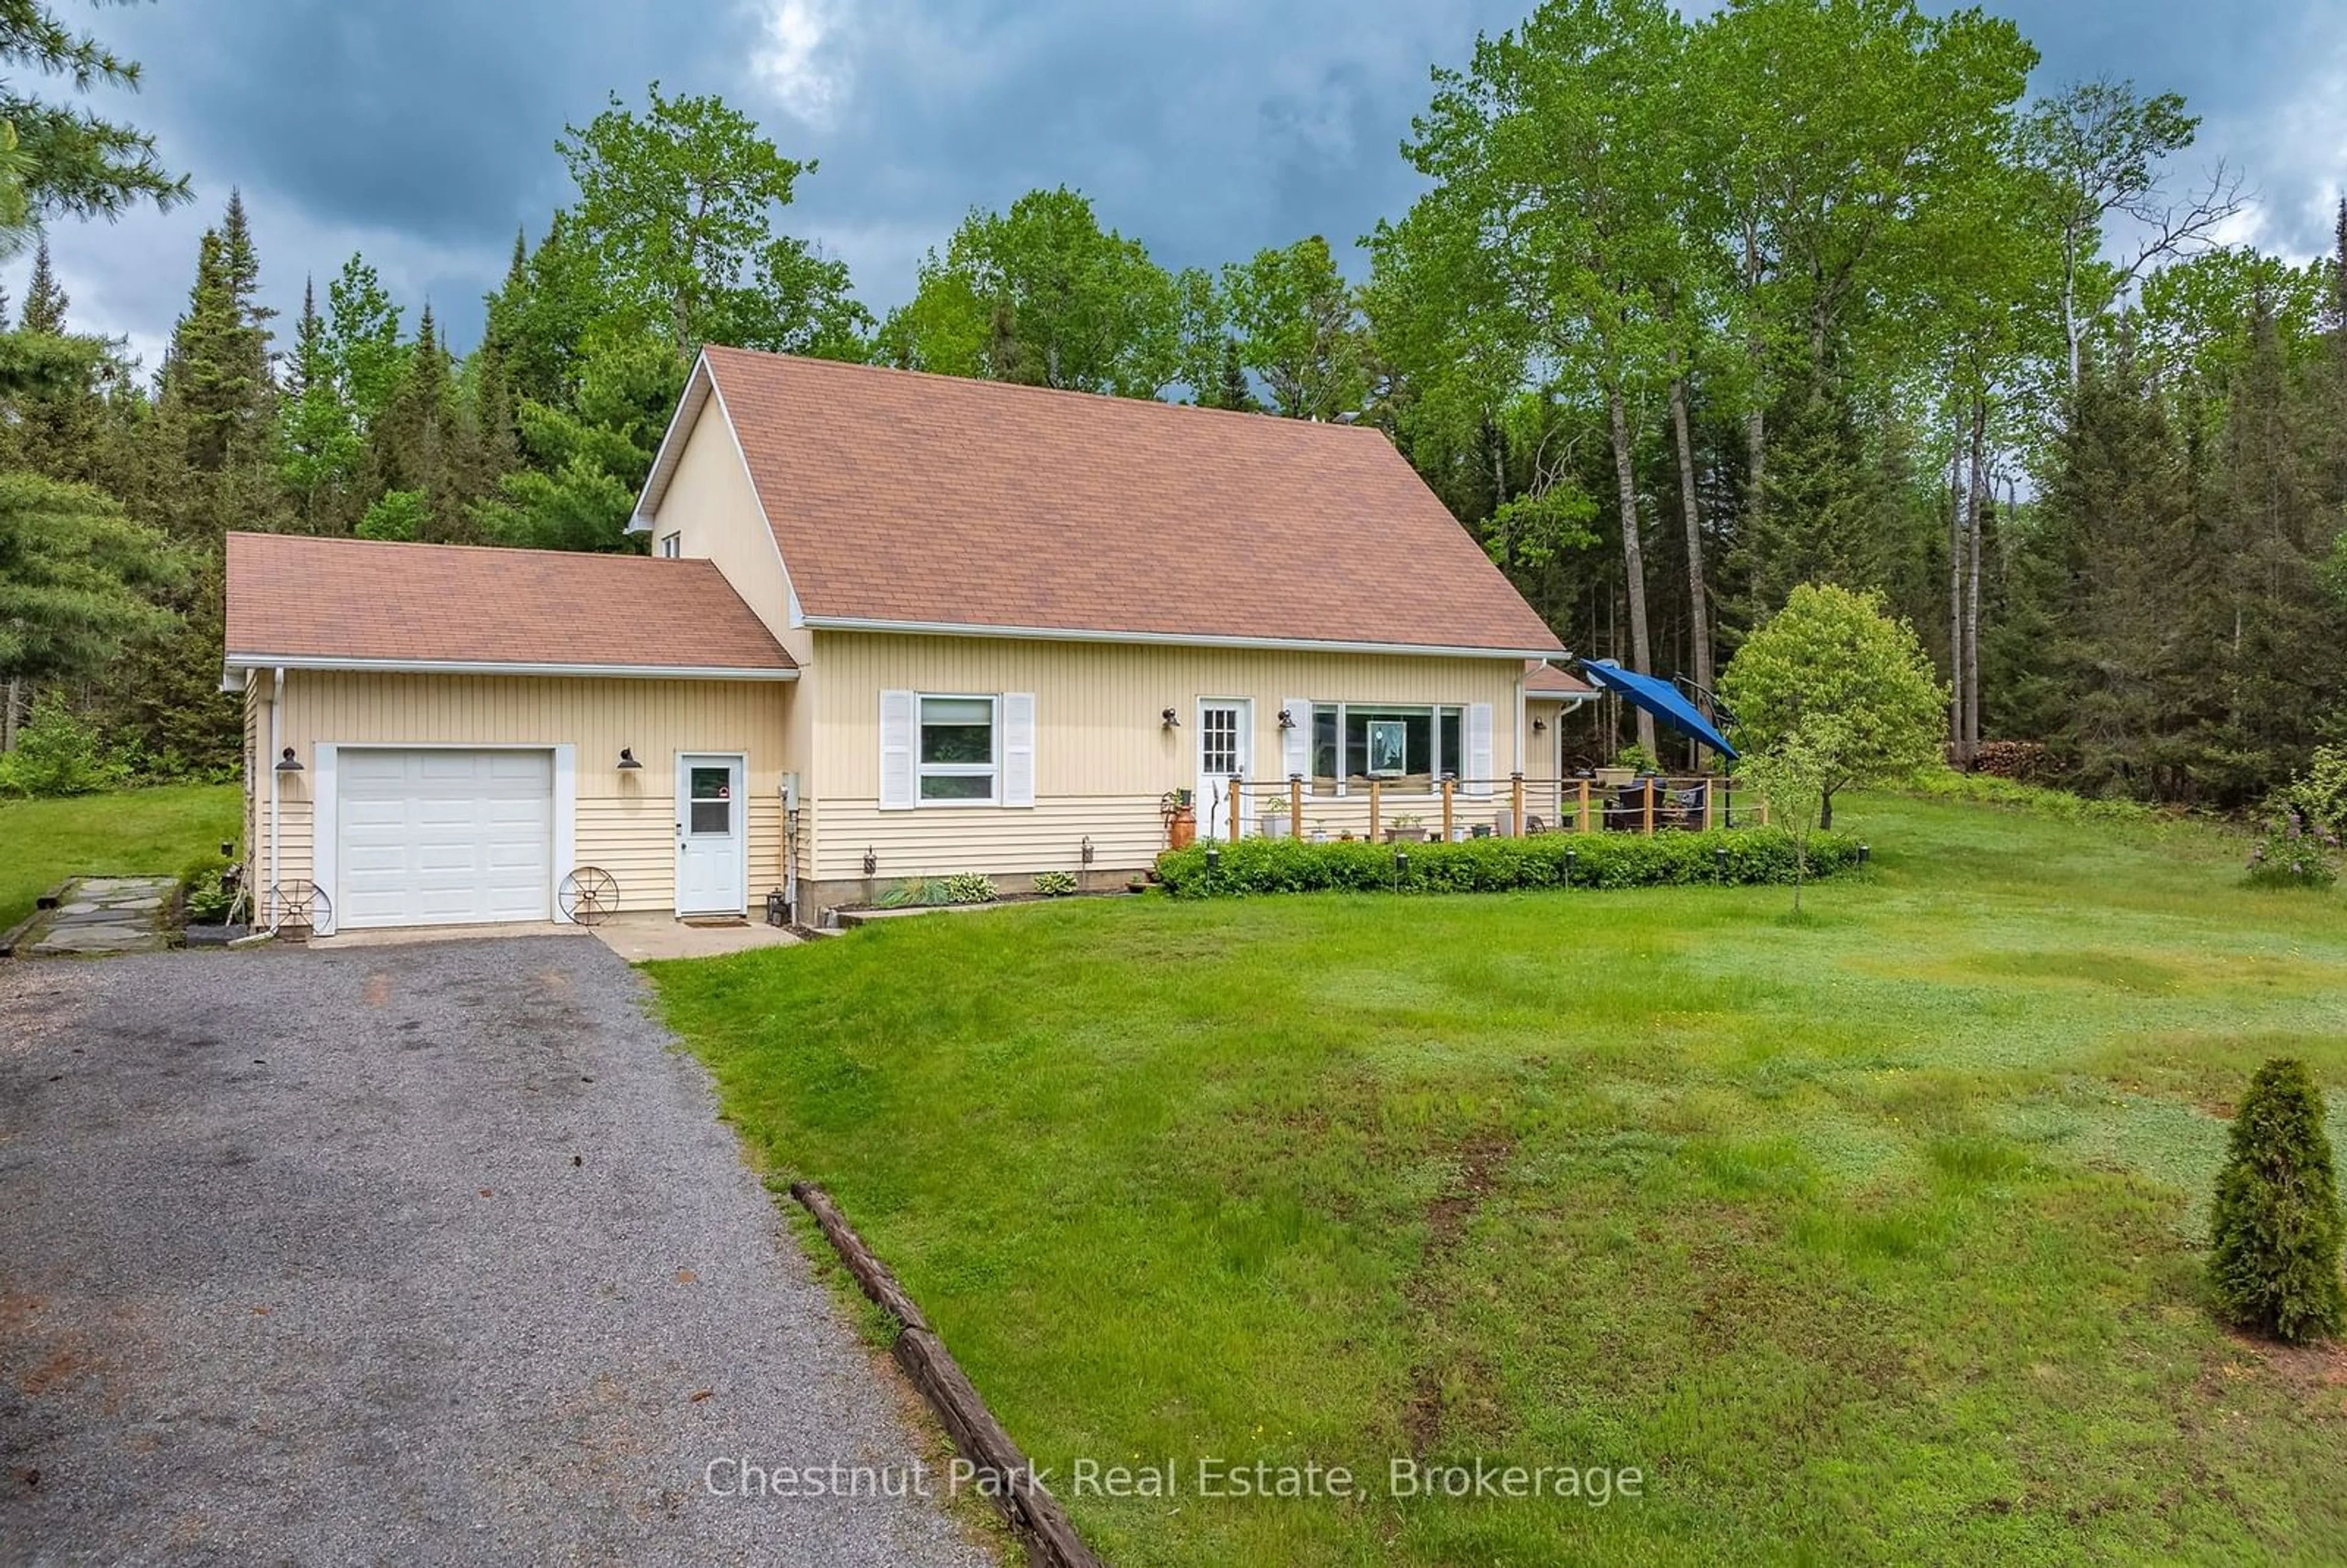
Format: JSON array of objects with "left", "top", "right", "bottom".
[{"left": 21, "top": 0, "right": 2346, "bottom": 376}]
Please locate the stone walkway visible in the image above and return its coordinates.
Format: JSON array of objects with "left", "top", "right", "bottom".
[{"left": 13, "top": 875, "right": 177, "bottom": 956}]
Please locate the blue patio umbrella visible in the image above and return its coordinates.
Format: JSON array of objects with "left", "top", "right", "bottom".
[{"left": 1576, "top": 659, "right": 1739, "bottom": 760}]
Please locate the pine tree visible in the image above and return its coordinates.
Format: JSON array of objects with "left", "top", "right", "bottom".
[
  {"left": 2208, "top": 301, "right": 2338, "bottom": 798},
  {"left": 2022, "top": 335, "right": 2219, "bottom": 797},
  {"left": 277, "top": 275, "right": 358, "bottom": 529},
  {"left": 2, "top": 235, "right": 106, "bottom": 482},
  {"left": 1200, "top": 337, "right": 1257, "bottom": 412},
  {"left": 20, "top": 236, "right": 64, "bottom": 334},
  {"left": 365, "top": 306, "right": 479, "bottom": 540},
  {"left": 162, "top": 192, "right": 276, "bottom": 475}
]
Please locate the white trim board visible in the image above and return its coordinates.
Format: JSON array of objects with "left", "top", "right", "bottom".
[{"left": 226, "top": 654, "right": 796, "bottom": 681}]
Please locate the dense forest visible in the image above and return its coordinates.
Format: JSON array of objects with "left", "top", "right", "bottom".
[{"left": 1, "top": 0, "right": 2341, "bottom": 810}]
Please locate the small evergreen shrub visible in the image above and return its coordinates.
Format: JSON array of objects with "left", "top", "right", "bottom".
[
  {"left": 2209, "top": 1058, "right": 2345, "bottom": 1344},
  {"left": 942, "top": 873, "right": 997, "bottom": 904},
  {"left": 1155, "top": 826, "right": 1860, "bottom": 898},
  {"left": 0, "top": 693, "right": 130, "bottom": 797},
  {"left": 1032, "top": 870, "right": 1078, "bottom": 896}
]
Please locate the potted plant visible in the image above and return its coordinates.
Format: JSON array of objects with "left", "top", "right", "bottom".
[
  {"left": 1258, "top": 799, "right": 1294, "bottom": 839},
  {"left": 1386, "top": 813, "right": 1427, "bottom": 843}
]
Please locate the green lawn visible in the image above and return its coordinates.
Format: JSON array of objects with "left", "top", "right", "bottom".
[
  {"left": 0, "top": 784, "right": 242, "bottom": 931},
  {"left": 650, "top": 796, "right": 2347, "bottom": 1566}
]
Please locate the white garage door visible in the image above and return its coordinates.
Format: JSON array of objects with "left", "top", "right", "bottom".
[{"left": 337, "top": 750, "right": 553, "bottom": 928}]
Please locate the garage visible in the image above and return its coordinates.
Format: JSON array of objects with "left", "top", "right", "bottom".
[{"left": 334, "top": 749, "right": 554, "bottom": 929}]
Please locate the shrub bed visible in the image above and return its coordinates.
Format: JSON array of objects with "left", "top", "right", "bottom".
[{"left": 1155, "top": 827, "right": 1861, "bottom": 898}]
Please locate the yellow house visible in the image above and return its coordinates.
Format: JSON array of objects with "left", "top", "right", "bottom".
[{"left": 225, "top": 348, "right": 1580, "bottom": 934}]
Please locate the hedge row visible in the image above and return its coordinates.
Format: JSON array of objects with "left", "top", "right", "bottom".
[{"left": 1155, "top": 826, "right": 1862, "bottom": 897}]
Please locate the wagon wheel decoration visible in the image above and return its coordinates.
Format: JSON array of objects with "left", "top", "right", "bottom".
[
  {"left": 265, "top": 880, "right": 329, "bottom": 937},
  {"left": 559, "top": 866, "right": 620, "bottom": 926}
]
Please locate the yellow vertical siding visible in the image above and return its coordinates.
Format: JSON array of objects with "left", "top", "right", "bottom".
[{"left": 810, "top": 631, "right": 1529, "bottom": 880}]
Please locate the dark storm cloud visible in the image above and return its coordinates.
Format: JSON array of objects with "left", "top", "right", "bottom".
[{"left": 22, "top": 0, "right": 2344, "bottom": 375}]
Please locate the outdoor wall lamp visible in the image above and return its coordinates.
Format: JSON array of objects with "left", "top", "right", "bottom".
[
  {"left": 274, "top": 746, "right": 303, "bottom": 773},
  {"left": 1161, "top": 707, "right": 1180, "bottom": 729},
  {"left": 862, "top": 846, "right": 878, "bottom": 876},
  {"left": 1532, "top": 719, "right": 1547, "bottom": 733},
  {"left": 617, "top": 747, "right": 642, "bottom": 771},
  {"left": 1080, "top": 835, "right": 1095, "bottom": 866},
  {"left": 1277, "top": 707, "right": 1297, "bottom": 730}
]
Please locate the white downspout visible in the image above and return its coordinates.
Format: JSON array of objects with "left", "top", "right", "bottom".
[{"left": 268, "top": 666, "right": 284, "bottom": 921}]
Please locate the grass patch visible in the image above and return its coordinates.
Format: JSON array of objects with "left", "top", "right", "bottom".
[
  {"left": 0, "top": 784, "right": 241, "bottom": 930},
  {"left": 650, "top": 792, "right": 2347, "bottom": 1564}
]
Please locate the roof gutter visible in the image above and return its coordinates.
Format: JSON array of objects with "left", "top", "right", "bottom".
[
  {"left": 797, "top": 615, "right": 1565, "bottom": 661},
  {"left": 224, "top": 654, "right": 797, "bottom": 681}
]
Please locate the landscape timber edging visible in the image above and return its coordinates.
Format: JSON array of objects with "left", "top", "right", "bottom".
[{"left": 790, "top": 1181, "right": 1104, "bottom": 1568}]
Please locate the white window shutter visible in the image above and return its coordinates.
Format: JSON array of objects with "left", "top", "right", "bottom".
[
  {"left": 1281, "top": 698, "right": 1312, "bottom": 794},
  {"left": 1002, "top": 692, "right": 1036, "bottom": 807},
  {"left": 1466, "top": 703, "right": 1495, "bottom": 796},
  {"left": 879, "top": 689, "right": 916, "bottom": 810}
]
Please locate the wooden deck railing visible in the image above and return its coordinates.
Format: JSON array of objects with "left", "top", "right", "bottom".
[{"left": 1213, "top": 773, "right": 1767, "bottom": 842}]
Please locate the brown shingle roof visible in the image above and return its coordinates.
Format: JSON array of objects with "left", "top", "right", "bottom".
[
  {"left": 689, "top": 347, "right": 1564, "bottom": 656},
  {"left": 224, "top": 532, "right": 795, "bottom": 673},
  {"left": 1525, "top": 659, "right": 1595, "bottom": 696}
]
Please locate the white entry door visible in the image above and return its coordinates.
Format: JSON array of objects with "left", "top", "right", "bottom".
[
  {"left": 675, "top": 754, "right": 746, "bottom": 915},
  {"left": 1196, "top": 699, "right": 1251, "bottom": 841}
]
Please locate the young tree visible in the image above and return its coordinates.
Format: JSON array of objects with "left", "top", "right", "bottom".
[
  {"left": 1736, "top": 715, "right": 1848, "bottom": 915},
  {"left": 325, "top": 252, "right": 408, "bottom": 434},
  {"left": 1718, "top": 583, "right": 1945, "bottom": 827},
  {"left": 878, "top": 187, "right": 1184, "bottom": 398},
  {"left": 2209, "top": 1058, "right": 2345, "bottom": 1345},
  {"left": 558, "top": 82, "right": 867, "bottom": 359}
]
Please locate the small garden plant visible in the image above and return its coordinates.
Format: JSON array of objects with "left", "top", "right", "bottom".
[
  {"left": 942, "top": 873, "right": 997, "bottom": 904},
  {"left": 1032, "top": 870, "right": 1078, "bottom": 896},
  {"left": 2209, "top": 1058, "right": 2345, "bottom": 1344}
]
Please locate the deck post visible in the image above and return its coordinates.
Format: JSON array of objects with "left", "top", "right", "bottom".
[
  {"left": 1579, "top": 779, "right": 1592, "bottom": 832},
  {"left": 1229, "top": 774, "right": 1243, "bottom": 841},
  {"left": 1510, "top": 772, "right": 1525, "bottom": 837},
  {"left": 1441, "top": 777, "right": 1455, "bottom": 843},
  {"left": 1703, "top": 780, "right": 1716, "bottom": 832},
  {"left": 1289, "top": 774, "right": 1303, "bottom": 838},
  {"left": 1368, "top": 779, "right": 1382, "bottom": 841},
  {"left": 1642, "top": 779, "right": 1656, "bottom": 836}
]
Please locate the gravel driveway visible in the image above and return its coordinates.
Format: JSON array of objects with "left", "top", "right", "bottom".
[{"left": 0, "top": 937, "right": 994, "bottom": 1567}]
